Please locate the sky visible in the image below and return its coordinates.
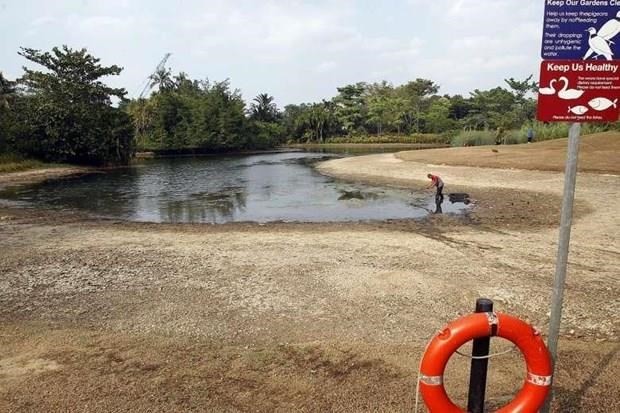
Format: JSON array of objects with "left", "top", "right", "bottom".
[{"left": 0, "top": 0, "right": 544, "bottom": 107}]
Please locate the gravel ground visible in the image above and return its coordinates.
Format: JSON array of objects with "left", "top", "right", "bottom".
[{"left": 0, "top": 142, "right": 618, "bottom": 412}]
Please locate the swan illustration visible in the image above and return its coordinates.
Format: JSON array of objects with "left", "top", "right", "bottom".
[
  {"left": 538, "top": 78, "right": 557, "bottom": 95},
  {"left": 556, "top": 77, "right": 584, "bottom": 100}
]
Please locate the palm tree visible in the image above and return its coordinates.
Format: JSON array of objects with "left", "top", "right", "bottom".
[
  {"left": 149, "top": 67, "right": 174, "bottom": 93},
  {"left": 250, "top": 93, "right": 278, "bottom": 122},
  {"left": 307, "top": 101, "right": 337, "bottom": 143}
]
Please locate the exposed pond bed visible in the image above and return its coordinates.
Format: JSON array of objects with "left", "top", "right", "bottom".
[{"left": 0, "top": 152, "right": 470, "bottom": 224}]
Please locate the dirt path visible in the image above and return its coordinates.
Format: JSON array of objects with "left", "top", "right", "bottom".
[{"left": 0, "top": 139, "right": 619, "bottom": 412}]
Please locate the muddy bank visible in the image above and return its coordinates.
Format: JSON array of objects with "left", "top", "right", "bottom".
[{"left": 0, "top": 166, "right": 93, "bottom": 190}]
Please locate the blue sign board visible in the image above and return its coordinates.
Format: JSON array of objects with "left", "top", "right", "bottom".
[{"left": 542, "top": 2, "right": 620, "bottom": 60}]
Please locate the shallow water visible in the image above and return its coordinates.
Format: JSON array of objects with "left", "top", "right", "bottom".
[{"left": 0, "top": 152, "right": 469, "bottom": 223}]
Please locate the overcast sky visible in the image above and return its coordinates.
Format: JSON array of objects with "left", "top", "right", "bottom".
[{"left": 1, "top": 0, "right": 544, "bottom": 107}]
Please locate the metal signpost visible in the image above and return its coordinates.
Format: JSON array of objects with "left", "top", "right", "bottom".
[
  {"left": 467, "top": 299, "right": 494, "bottom": 413},
  {"left": 538, "top": 2, "right": 619, "bottom": 412}
]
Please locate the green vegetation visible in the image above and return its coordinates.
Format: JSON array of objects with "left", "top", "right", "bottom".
[
  {"left": 523, "top": 122, "right": 616, "bottom": 142},
  {"left": 282, "top": 76, "right": 542, "bottom": 144},
  {"left": 3, "top": 47, "right": 133, "bottom": 166},
  {"left": 326, "top": 133, "right": 447, "bottom": 145},
  {"left": 0, "top": 153, "right": 47, "bottom": 173},
  {"left": 2, "top": 45, "right": 618, "bottom": 168},
  {"left": 126, "top": 73, "right": 284, "bottom": 153},
  {"left": 451, "top": 130, "right": 498, "bottom": 147},
  {"left": 450, "top": 122, "right": 618, "bottom": 147}
]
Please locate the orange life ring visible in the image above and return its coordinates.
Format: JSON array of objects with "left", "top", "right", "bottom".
[{"left": 419, "top": 312, "right": 552, "bottom": 413}]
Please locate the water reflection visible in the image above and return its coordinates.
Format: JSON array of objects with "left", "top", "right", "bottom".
[
  {"left": 161, "top": 186, "right": 247, "bottom": 222},
  {"left": 434, "top": 194, "right": 444, "bottom": 214},
  {"left": 1, "top": 168, "right": 141, "bottom": 217},
  {"left": 0, "top": 152, "right": 471, "bottom": 223},
  {"left": 337, "top": 189, "right": 380, "bottom": 201}
]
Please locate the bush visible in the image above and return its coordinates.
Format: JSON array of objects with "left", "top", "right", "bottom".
[
  {"left": 451, "top": 130, "right": 496, "bottom": 146},
  {"left": 326, "top": 133, "right": 448, "bottom": 144},
  {"left": 450, "top": 121, "right": 618, "bottom": 146},
  {"left": 248, "top": 121, "right": 285, "bottom": 149},
  {"left": 503, "top": 130, "right": 527, "bottom": 145},
  {"left": 0, "top": 153, "right": 47, "bottom": 173},
  {"left": 521, "top": 122, "right": 614, "bottom": 142}
]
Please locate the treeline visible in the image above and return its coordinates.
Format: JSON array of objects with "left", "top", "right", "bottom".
[
  {"left": 126, "top": 70, "right": 283, "bottom": 152},
  {"left": 1, "top": 46, "right": 284, "bottom": 165},
  {"left": 3, "top": 45, "right": 615, "bottom": 167},
  {"left": 131, "top": 73, "right": 540, "bottom": 151},
  {"left": 281, "top": 78, "right": 539, "bottom": 143},
  {"left": 0, "top": 46, "right": 543, "bottom": 167}
]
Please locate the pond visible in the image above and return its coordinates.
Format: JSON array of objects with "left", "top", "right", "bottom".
[{"left": 0, "top": 151, "right": 470, "bottom": 223}]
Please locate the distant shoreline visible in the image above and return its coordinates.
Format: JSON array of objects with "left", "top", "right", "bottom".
[
  {"left": 134, "top": 143, "right": 449, "bottom": 159},
  {"left": 134, "top": 147, "right": 300, "bottom": 159},
  {"left": 287, "top": 142, "right": 449, "bottom": 150}
]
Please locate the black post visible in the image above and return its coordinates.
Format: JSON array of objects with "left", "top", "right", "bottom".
[{"left": 467, "top": 298, "right": 494, "bottom": 413}]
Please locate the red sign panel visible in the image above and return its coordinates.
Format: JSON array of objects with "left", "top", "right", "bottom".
[{"left": 537, "top": 60, "right": 620, "bottom": 122}]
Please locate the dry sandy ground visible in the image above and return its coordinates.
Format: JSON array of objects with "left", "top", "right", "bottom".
[
  {"left": 396, "top": 131, "right": 620, "bottom": 174},
  {"left": 0, "top": 136, "right": 618, "bottom": 412}
]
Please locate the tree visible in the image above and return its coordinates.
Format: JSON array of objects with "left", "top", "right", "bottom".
[
  {"left": 504, "top": 75, "right": 537, "bottom": 101},
  {"left": 128, "top": 74, "right": 261, "bottom": 152},
  {"left": 464, "top": 87, "right": 519, "bottom": 130},
  {"left": 505, "top": 75, "right": 537, "bottom": 126},
  {"left": 446, "top": 94, "right": 471, "bottom": 122},
  {"left": 284, "top": 101, "right": 338, "bottom": 143},
  {"left": 0, "top": 72, "right": 17, "bottom": 152},
  {"left": 424, "top": 97, "right": 454, "bottom": 133},
  {"left": 281, "top": 104, "right": 308, "bottom": 141},
  {"left": 397, "top": 79, "right": 440, "bottom": 133},
  {"left": 0, "top": 72, "right": 16, "bottom": 110},
  {"left": 127, "top": 98, "right": 158, "bottom": 149},
  {"left": 333, "top": 82, "right": 367, "bottom": 134},
  {"left": 15, "top": 46, "right": 134, "bottom": 165},
  {"left": 190, "top": 79, "right": 248, "bottom": 150},
  {"left": 174, "top": 72, "right": 198, "bottom": 93},
  {"left": 249, "top": 93, "right": 279, "bottom": 122},
  {"left": 149, "top": 66, "right": 175, "bottom": 93},
  {"left": 365, "top": 81, "right": 393, "bottom": 135}
]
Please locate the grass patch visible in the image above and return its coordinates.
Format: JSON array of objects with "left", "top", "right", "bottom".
[
  {"left": 0, "top": 153, "right": 56, "bottom": 173},
  {"left": 503, "top": 129, "right": 528, "bottom": 145},
  {"left": 523, "top": 122, "right": 615, "bottom": 142},
  {"left": 326, "top": 133, "right": 449, "bottom": 144},
  {"left": 452, "top": 122, "right": 619, "bottom": 146},
  {"left": 451, "top": 130, "right": 529, "bottom": 146},
  {"left": 451, "top": 130, "right": 497, "bottom": 146}
]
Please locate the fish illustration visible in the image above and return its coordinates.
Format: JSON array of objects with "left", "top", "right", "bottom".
[
  {"left": 568, "top": 106, "right": 588, "bottom": 115},
  {"left": 588, "top": 97, "right": 618, "bottom": 111}
]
